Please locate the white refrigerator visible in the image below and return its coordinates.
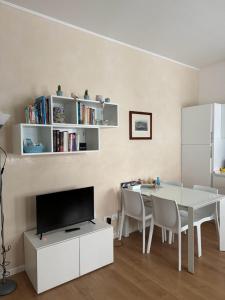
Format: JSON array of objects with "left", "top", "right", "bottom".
[{"left": 181, "top": 103, "right": 224, "bottom": 188}]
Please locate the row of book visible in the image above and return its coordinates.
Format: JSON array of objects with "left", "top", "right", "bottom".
[
  {"left": 53, "top": 130, "right": 80, "bottom": 152},
  {"left": 25, "top": 96, "right": 50, "bottom": 124},
  {"left": 78, "top": 102, "right": 102, "bottom": 125}
]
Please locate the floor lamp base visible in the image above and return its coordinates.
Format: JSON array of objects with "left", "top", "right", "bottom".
[{"left": 0, "top": 279, "right": 17, "bottom": 296}]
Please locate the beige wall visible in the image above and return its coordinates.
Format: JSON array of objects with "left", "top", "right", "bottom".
[
  {"left": 0, "top": 3, "right": 198, "bottom": 269},
  {"left": 199, "top": 60, "right": 225, "bottom": 104}
]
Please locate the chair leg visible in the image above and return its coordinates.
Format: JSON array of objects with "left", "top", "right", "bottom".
[
  {"left": 215, "top": 218, "right": 220, "bottom": 238},
  {"left": 172, "top": 233, "right": 175, "bottom": 243},
  {"left": 161, "top": 227, "right": 164, "bottom": 243},
  {"left": 138, "top": 221, "right": 142, "bottom": 233},
  {"left": 215, "top": 203, "right": 220, "bottom": 238},
  {"left": 119, "top": 210, "right": 125, "bottom": 240},
  {"left": 147, "top": 219, "right": 154, "bottom": 253},
  {"left": 142, "top": 220, "right": 146, "bottom": 254},
  {"left": 178, "top": 231, "right": 181, "bottom": 271},
  {"left": 164, "top": 228, "right": 167, "bottom": 242},
  {"left": 196, "top": 224, "right": 202, "bottom": 257},
  {"left": 169, "top": 231, "right": 173, "bottom": 244}
]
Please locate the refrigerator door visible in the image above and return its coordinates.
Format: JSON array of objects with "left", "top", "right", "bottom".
[
  {"left": 182, "top": 104, "right": 212, "bottom": 145},
  {"left": 182, "top": 145, "right": 212, "bottom": 188}
]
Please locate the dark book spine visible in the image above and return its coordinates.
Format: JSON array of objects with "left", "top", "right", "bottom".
[
  {"left": 56, "top": 130, "right": 60, "bottom": 152},
  {"left": 53, "top": 130, "right": 57, "bottom": 152},
  {"left": 78, "top": 102, "right": 80, "bottom": 124},
  {"left": 46, "top": 98, "right": 49, "bottom": 124},
  {"left": 59, "top": 131, "right": 64, "bottom": 152},
  {"left": 72, "top": 133, "right": 76, "bottom": 151}
]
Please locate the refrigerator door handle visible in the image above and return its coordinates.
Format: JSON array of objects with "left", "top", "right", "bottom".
[{"left": 211, "top": 132, "right": 214, "bottom": 144}]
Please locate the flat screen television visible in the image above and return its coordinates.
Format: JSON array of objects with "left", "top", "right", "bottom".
[{"left": 36, "top": 186, "right": 94, "bottom": 235}]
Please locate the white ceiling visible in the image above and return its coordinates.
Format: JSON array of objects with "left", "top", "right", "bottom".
[{"left": 3, "top": 0, "right": 225, "bottom": 68}]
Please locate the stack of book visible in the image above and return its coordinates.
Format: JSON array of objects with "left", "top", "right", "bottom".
[
  {"left": 53, "top": 130, "right": 80, "bottom": 152},
  {"left": 24, "top": 96, "right": 50, "bottom": 124},
  {"left": 77, "top": 102, "right": 97, "bottom": 125}
]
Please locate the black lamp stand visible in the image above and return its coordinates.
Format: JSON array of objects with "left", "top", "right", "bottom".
[{"left": 0, "top": 152, "right": 16, "bottom": 296}]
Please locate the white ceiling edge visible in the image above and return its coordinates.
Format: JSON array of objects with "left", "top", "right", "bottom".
[{"left": 0, "top": 0, "right": 199, "bottom": 71}]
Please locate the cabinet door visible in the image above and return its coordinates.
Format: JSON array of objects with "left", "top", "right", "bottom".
[
  {"left": 182, "top": 104, "right": 212, "bottom": 145},
  {"left": 213, "top": 174, "right": 225, "bottom": 195},
  {"left": 182, "top": 145, "right": 212, "bottom": 188},
  {"left": 80, "top": 228, "right": 113, "bottom": 276},
  {"left": 37, "top": 239, "right": 79, "bottom": 293}
]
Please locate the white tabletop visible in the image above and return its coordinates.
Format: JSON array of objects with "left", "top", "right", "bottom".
[{"left": 139, "top": 184, "right": 223, "bottom": 209}]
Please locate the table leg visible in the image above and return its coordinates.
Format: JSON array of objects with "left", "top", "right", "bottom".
[
  {"left": 188, "top": 207, "right": 194, "bottom": 273},
  {"left": 219, "top": 197, "right": 225, "bottom": 251}
]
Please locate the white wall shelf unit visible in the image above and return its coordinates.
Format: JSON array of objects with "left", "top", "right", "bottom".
[
  {"left": 14, "top": 124, "right": 100, "bottom": 155},
  {"left": 75, "top": 98, "right": 119, "bottom": 127},
  {"left": 14, "top": 95, "right": 118, "bottom": 155},
  {"left": 24, "top": 220, "right": 113, "bottom": 294},
  {"left": 48, "top": 95, "right": 118, "bottom": 127}
]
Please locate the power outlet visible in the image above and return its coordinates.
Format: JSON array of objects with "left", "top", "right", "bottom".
[
  {"left": 104, "top": 213, "right": 119, "bottom": 238},
  {"left": 103, "top": 216, "right": 111, "bottom": 224}
]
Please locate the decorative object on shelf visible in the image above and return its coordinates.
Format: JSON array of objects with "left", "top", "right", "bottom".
[
  {"left": 24, "top": 96, "right": 50, "bottom": 124},
  {"left": 102, "top": 120, "right": 109, "bottom": 126},
  {"left": 23, "top": 138, "right": 44, "bottom": 154},
  {"left": 96, "top": 95, "right": 104, "bottom": 104},
  {"left": 56, "top": 85, "right": 63, "bottom": 96},
  {"left": 105, "top": 98, "right": 111, "bottom": 103},
  {"left": 129, "top": 111, "right": 152, "bottom": 140},
  {"left": 84, "top": 90, "right": 90, "bottom": 100},
  {"left": 71, "top": 92, "right": 78, "bottom": 100},
  {"left": 156, "top": 177, "right": 160, "bottom": 186},
  {"left": 79, "top": 142, "right": 87, "bottom": 151},
  {"left": 53, "top": 103, "right": 65, "bottom": 123},
  {"left": 0, "top": 112, "right": 17, "bottom": 296}
]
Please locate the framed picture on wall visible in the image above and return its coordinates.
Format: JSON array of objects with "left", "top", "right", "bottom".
[{"left": 129, "top": 111, "right": 152, "bottom": 140}]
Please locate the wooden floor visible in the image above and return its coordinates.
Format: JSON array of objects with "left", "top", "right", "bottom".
[{"left": 5, "top": 223, "right": 225, "bottom": 300}]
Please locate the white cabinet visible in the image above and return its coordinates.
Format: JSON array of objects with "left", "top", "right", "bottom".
[
  {"left": 182, "top": 104, "right": 212, "bottom": 145},
  {"left": 24, "top": 221, "right": 113, "bottom": 294},
  {"left": 80, "top": 228, "right": 113, "bottom": 276},
  {"left": 182, "top": 145, "right": 212, "bottom": 187},
  {"left": 213, "top": 173, "right": 225, "bottom": 194},
  {"left": 182, "top": 103, "right": 225, "bottom": 188}
]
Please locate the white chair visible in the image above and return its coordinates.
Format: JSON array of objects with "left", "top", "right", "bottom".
[
  {"left": 161, "top": 181, "right": 183, "bottom": 242},
  {"left": 181, "top": 185, "right": 219, "bottom": 257},
  {"left": 119, "top": 188, "right": 152, "bottom": 253},
  {"left": 147, "top": 196, "right": 188, "bottom": 271}
]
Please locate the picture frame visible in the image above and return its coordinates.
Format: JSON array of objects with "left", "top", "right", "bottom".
[{"left": 129, "top": 111, "right": 152, "bottom": 140}]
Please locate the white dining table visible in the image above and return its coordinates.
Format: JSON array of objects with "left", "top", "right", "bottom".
[{"left": 136, "top": 184, "right": 225, "bottom": 273}]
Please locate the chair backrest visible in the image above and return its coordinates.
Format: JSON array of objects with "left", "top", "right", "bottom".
[
  {"left": 162, "top": 181, "right": 183, "bottom": 187},
  {"left": 151, "top": 196, "right": 180, "bottom": 231},
  {"left": 193, "top": 185, "right": 218, "bottom": 194},
  {"left": 122, "top": 189, "right": 145, "bottom": 219}
]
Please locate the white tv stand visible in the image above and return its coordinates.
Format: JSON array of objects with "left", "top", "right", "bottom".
[{"left": 24, "top": 220, "right": 113, "bottom": 294}]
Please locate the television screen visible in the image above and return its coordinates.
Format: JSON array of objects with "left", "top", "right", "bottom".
[{"left": 36, "top": 186, "right": 94, "bottom": 235}]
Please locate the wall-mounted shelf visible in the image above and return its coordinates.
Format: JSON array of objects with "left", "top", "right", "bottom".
[
  {"left": 14, "top": 95, "right": 118, "bottom": 156},
  {"left": 49, "top": 95, "right": 118, "bottom": 127},
  {"left": 14, "top": 123, "right": 100, "bottom": 155}
]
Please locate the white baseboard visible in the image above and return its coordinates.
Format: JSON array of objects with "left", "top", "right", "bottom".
[{"left": 8, "top": 265, "right": 25, "bottom": 276}]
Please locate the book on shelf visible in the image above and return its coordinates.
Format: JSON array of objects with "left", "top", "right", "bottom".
[
  {"left": 24, "top": 96, "right": 50, "bottom": 124},
  {"left": 53, "top": 130, "right": 80, "bottom": 152},
  {"left": 77, "top": 102, "right": 97, "bottom": 125}
]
